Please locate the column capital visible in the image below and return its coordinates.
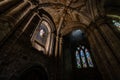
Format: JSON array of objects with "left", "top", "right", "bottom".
[
  {"left": 94, "top": 16, "right": 108, "bottom": 26},
  {"left": 86, "top": 16, "right": 108, "bottom": 34},
  {"left": 85, "top": 21, "right": 96, "bottom": 34}
]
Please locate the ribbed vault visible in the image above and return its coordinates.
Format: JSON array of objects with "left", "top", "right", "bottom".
[{"left": 36, "top": 0, "right": 92, "bottom": 35}]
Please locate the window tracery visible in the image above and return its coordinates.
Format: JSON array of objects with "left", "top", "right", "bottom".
[{"left": 75, "top": 45, "right": 94, "bottom": 68}]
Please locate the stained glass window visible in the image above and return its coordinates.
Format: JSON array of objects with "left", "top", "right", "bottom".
[
  {"left": 80, "top": 49, "right": 87, "bottom": 68},
  {"left": 75, "top": 50, "right": 81, "bottom": 68},
  {"left": 35, "top": 21, "right": 48, "bottom": 46},
  {"left": 75, "top": 45, "right": 94, "bottom": 68},
  {"left": 30, "top": 20, "right": 50, "bottom": 52},
  {"left": 85, "top": 49, "right": 94, "bottom": 67},
  {"left": 112, "top": 20, "right": 120, "bottom": 31}
]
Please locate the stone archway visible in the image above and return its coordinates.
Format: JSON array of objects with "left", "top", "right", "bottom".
[
  {"left": 61, "top": 22, "right": 87, "bottom": 36},
  {"left": 10, "top": 64, "right": 48, "bottom": 80},
  {"left": 61, "top": 28, "right": 103, "bottom": 80}
]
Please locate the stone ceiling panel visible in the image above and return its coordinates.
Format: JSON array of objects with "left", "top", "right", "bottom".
[{"left": 38, "top": 0, "right": 94, "bottom": 31}]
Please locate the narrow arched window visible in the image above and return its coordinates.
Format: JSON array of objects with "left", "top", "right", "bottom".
[
  {"left": 35, "top": 21, "right": 49, "bottom": 46},
  {"left": 75, "top": 45, "right": 94, "bottom": 68},
  {"left": 31, "top": 14, "right": 55, "bottom": 56},
  {"left": 75, "top": 50, "right": 81, "bottom": 68},
  {"left": 31, "top": 20, "right": 50, "bottom": 52},
  {"left": 85, "top": 48, "right": 94, "bottom": 67}
]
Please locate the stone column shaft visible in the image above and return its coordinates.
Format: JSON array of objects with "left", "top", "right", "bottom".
[
  {"left": 97, "top": 23, "right": 120, "bottom": 62},
  {"left": 87, "top": 22, "right": 120, "bottom": 80},
  {"left": 55, "top": 36, "right": 59, "bottom": 57},
  {"left": 48, "top": 33, "right": 55, "bottom": 56},
  {"left": 59, "top": 37, "right": 63, "bottom": 57},
  {"left": 6, "top": 1, "right": 32, "bottom": 24},
  {"left": 0, "top": 0, "right": 23, "bottom": 14},
  {"left": 87, "top": 27, "right": 113, "bottom": 80}
]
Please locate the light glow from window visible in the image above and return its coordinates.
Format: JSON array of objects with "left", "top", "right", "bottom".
[{"left": 112, "top": 20, "right": 120, "bottom": 30}]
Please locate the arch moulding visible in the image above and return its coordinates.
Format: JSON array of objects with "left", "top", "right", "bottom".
[{"left": 61, "top": 21, "right": 87, "bottom": 36}]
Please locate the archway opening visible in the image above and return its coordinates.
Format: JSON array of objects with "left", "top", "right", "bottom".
[
  {"left": 62, "top": 29, "right": 102, "bottom": 80},
  {"left": 10, "top": 65, "right": 48, "bottom": 80}
]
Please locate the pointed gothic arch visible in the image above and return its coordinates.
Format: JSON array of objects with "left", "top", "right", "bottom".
[
  {"left": 10, "top": 63, "right": 48, "bottom": 80},
  {"left": 31, "top": 9, "right": 56, "bottom": 56},
  {"left": 61, "top": 22, "right": 87, "bottom": 36},
  {"left": 61, "top": 25, "right": 102, "bottom": 80}
]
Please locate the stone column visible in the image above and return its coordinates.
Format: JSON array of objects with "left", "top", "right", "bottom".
[
  {"left": 54, "top": 35, "right": 59, "bottom": 80},
  {"left": 59, "top": 37, "right": 63, "bottom": 57},
  {"left": 0, "top": 1, "right": 37, "bottom": 46},
  {"left": 5, "top": 0, "right": 33, "bottom": 25},
  {"left": 87, "top": 21, "right": 120, "bottom": 80},
  {"left": 48, "top": 33, "right": 56, "bottom": 56},
  {"left": 87, "top": 24, "right": 113, "bottom": 80},
  {"left": 96, "top": 18, "right": 120, "bottom": 62},
  {"left": 59, "top": 37, "right": 63, "bottom": 80},
  {"left": 55, "top": 36, "right": 59, "bottom": 57},
  {"left": 54, "top": 36, "right": 63, "bottom": 80},
  {"left": 0, "top": 0, "right": 23, "bottom": 14}
]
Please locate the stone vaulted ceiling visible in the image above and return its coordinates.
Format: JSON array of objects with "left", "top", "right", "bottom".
[{"left": 36, "top": 0, "right": 93, "bottom": 32}]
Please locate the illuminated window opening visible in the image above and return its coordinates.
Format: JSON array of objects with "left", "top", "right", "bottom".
[
  {"left": 112, "top": 20, "right": 120, "bottom": 31},
  {"left": 75, "top": 45, "right": 94, "bottom": 68}
]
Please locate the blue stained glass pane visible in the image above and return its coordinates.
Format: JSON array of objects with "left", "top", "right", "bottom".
[
  {"left": 80, "top": 49, "right": 87, "bottom": 68},
  {"left": 85, "top": 49, "right": 94, "bottom": 67},
  {"left": 35, "top": 23, "right": 48, "bottom": 45},
  {"left": 82, "top": 46, "right": 84, "bottom": 49},
  {"left": 75, "top": 50, "right": 81, "bottom": 68},
  {"left": 112, "top": 20, "right": 120, "bottom": 30}
]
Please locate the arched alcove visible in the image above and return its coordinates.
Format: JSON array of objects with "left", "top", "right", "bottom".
[
  {"left": 10, "top": 64, "right": 48, "bottom": 80},
  {"left": 62, "top": 28, "right": 103, "bottom": 80}
]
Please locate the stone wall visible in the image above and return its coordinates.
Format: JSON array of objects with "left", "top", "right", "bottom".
[{"left": 0, "top": 1, "right": 56, "bottom": 80}]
